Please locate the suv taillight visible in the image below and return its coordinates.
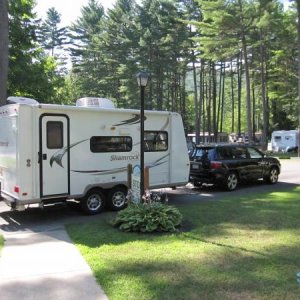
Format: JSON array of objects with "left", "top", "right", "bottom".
[{"left": 210, "top": 161, "right": 222, "bottom": 169}]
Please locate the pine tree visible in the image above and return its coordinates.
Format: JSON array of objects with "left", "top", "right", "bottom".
[
  {"left": 38, "top": 7, "right": 69, "bottom": 57},
  {"left": 68, "top": 0, "right": 106, "bottom": 98},
  {"left": 8, "top": 0, "right": 64, "bottom": 102},
  {"left": 0, "top": 0, "right": 8, "bottom": 105}
]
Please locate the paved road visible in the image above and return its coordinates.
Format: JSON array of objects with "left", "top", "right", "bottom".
[
  {"left": 0, "top": 159, "right": 299, "bottom": 231},
  {"left": 0, "top": 158, "right": 298, "bottom": 300},
  {"left": 167, "top": 158, "right": 300, "bottom": 204}
]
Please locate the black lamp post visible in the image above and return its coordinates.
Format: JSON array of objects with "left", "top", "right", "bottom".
[{"left": 136, "top": 71, "right": 149, "bottom": 199}]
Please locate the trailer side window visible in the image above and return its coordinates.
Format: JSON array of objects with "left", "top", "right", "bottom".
[
  {"left": 47, "top": 121, "right": 63, "bottom": 149},
  {"left": 90, "top": 136, "right": 132, "bottom": 152},
  {"left": 144, "top": 131, "right": 168, "bottom": 152}
]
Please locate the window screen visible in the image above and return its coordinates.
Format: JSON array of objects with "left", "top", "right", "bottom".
[
  {"left": 144, "top": 131, "right": 168, "bottom": 152},
  {"left": 90, "top": 136, "right": 132, "bottom": 153},
  {"left": 47, "top": 121, "right": 63, "bottom": 149}
]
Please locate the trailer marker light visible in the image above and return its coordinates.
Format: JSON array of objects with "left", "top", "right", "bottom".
[{"left": 14, "top": 186, "right": 20, "bottom": 193}]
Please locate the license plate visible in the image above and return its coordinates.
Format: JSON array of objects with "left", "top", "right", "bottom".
[{"left": 192, "top": 164, "right": 200, "bottom": 169}]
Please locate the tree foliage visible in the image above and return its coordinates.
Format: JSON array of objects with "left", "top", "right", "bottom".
[
  {"left": 0, "top": 0, "right": 9, "bottom": 105},
  {"left": 3, "top": 0, "right": 300, "bottom": 141}
]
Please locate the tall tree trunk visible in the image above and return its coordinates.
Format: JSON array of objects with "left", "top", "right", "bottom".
[
  {"left": 238, "top": 0, "right": 253, "bottom": 143},
  {"left": 260, "top": 29, "right": 269, "bottom": 150},
  {"left": 252, "top": 72, "right": 256, "bottom": 138},
  {"left": 297, "top": 0, "right": 300, "bottom": 156},
  {"left": 198, "top": 59, "right": 204, "bottom": 138},
  {"left": 217, "top": 62, "right": 223, "bottom": 133},
  {"left": 0, "top": 0, "right": 8, "bottom": 105},
  {"left": 230, "top": 61, "right": 235, "bottom": 134},
  {"left": 237, "top": 54, "right": 242, "bottom": 137},
  {"left": 203, "top": 76, "right": 207, "bottom": 137},
  {"left": 207, "top": 70, "right": 212, "bottom": 142},
  {"left": 212, "top": 62, "right": 217, "bottom": 142},
  {"left": 181, "top": 70, "right": 187, "bottom": 131},
  {"left": 220, "top": 65, "right": 225, "bottom": 133},
  {"left": 202, "top": 60, "right": 206, "bottom": 136},
  {"left": 192, "top": 49, "right": 200, "bottom": 143}
]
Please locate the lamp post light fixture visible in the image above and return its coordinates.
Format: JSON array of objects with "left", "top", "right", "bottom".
[{"left": 136, "top": 71, "right": 150, "bottom": 199}]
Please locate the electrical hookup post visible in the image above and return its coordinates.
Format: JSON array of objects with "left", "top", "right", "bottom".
[{"left": 127, "top": 164, "right": 149, "bottom": 203}]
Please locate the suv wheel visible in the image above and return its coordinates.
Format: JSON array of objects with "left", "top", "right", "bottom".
[
  {"left": 193, "top": 181, "right": 203, "bottom": 188},
  {"left": 224, "top": 172, "right": 238, "bottom": 191},
  {"left": 264, "top": 167, "right": 279, "bottom": 184}
]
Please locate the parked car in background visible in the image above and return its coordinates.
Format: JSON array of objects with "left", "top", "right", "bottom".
[{"left": 189, "top": 144, "right": 281, "bottom": 191}]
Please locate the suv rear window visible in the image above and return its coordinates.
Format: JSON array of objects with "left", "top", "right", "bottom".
[
  {"left": 217, "top": 146, "right": 248, "bottom": 159},
  {"left": 192, "top": 147, "right": 215, "bottom": 160}
]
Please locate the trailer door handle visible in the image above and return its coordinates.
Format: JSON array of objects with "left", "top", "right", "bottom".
[{"left": 42, "top": 153, "right": 47, "bottom": 160}]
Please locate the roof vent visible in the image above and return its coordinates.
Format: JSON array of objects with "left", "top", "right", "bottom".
[
  {"left": 7, "top": 96, "right": 39, "bottom": 105},
  {"left": 76, "top": 97, "right": 115, "bottom": 109}
]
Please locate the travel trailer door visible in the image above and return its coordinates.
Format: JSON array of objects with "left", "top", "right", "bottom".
[{"left": 39, "top": 114, "right": 70, "bottom": 197}]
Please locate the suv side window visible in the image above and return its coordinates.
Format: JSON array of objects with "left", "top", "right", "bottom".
[
  {"left": 247, "top": 147, "right": 263, "bottom": 159},
  {"left": 217, "top": 147, "right": 233, "bottom": 159},
  {"left": 232, "top": 147, "right": 248, "bottom": 159}
]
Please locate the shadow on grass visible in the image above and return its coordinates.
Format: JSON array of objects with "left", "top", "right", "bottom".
[
  {"left": 65, "top": 185, "right": 300, "bottom": 299},
  {"left": 87, "top": 240, "right": 300, "bottom": 300}
]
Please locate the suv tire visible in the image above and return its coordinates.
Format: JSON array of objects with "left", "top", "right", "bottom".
[
  {"left": 224, "top": 172, "right": 238, "bottom": 191},
  {"left": 264, "top": 167, "right": 279, "bottom": 184}
]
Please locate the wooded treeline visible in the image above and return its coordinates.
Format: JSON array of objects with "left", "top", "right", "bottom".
[{"left": 0, "top": 0, "right": 299, "bottom": 146}]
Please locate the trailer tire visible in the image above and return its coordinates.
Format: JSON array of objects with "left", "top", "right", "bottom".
[
  {"left": 108, "top": 186, "right": 127, "bottom": 211},
  {"left": 81, "top": 189, "right": 105, "bottom": 215}
]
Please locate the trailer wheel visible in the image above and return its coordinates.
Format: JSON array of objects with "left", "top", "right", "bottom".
[
  {"left": 108, "top": 187, "right": 127, "bottom": 211},
  {"left": 81, "top": 189, "right": 105, "bottom": 215}
]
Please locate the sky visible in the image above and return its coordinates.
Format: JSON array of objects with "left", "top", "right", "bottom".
[
  {"left": 35, "top": 0, "right": 291, "bottom": 27},
  {"left": 34, "top": 0, "right": 116, "bottom": 26}
]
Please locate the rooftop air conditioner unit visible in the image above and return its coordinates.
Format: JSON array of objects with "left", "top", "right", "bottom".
[
  {"left": 7, "top": 96, "right": 39, "bottom": 105},
  {"left": 76, "top": 97, "right": 115, "bottom": 109}
]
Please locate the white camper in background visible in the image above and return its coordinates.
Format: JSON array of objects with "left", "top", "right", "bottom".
[
  {"left": 0, "top": 97, "right": 190, "bottom": 214},
  {"left": 271, "top": 130, "right": 299, "bottom": 152}
]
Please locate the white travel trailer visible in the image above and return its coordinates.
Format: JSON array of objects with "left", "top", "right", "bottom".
[
  {"left": 271, "top": 130, "right": 299, "bottom": 152},
  {"left": 0, "top": 97, "right": 190, "bottom": 214}
]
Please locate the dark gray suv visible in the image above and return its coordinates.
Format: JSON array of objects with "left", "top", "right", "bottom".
[{"left": 189, "top": 144, "right": 281, "bottom": 191}]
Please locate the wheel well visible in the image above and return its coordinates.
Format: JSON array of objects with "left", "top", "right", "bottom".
[
  {"left": 271, "top": 165, "right": 280, "bottom": 174},
  {"left": 228, "top": 170, "right": 239, "bottom": 179},
  {"left": 109, "top": 184, "right": 128, "bottom": 192},
  {"left": 83, "top": 185, "right": 128, "bottom": 198},
  {"left": 83, "top": 187, "right": 105, "bottom": 198}
]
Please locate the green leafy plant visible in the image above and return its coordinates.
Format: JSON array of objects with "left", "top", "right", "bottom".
[{"left": 111, "top": 202, "right": 182, "bottom": 233}]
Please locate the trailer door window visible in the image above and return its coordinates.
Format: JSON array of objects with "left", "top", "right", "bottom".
[
  {"left": 144, "top": 131, "right": 168, "bottom": 152},
  {"left": 47, "top": 121, "right": 63, "bottom": 149},
  {"left": 90, "top": 136, "right": 132, "bottom": 152}
]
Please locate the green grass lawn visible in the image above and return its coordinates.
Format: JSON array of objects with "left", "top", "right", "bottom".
[
  {"left": 66, "top": 186, "right": 300, "bottom": 300},
  {"left": 0, "top": 235, "right": 3, "bottom": 254}
]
